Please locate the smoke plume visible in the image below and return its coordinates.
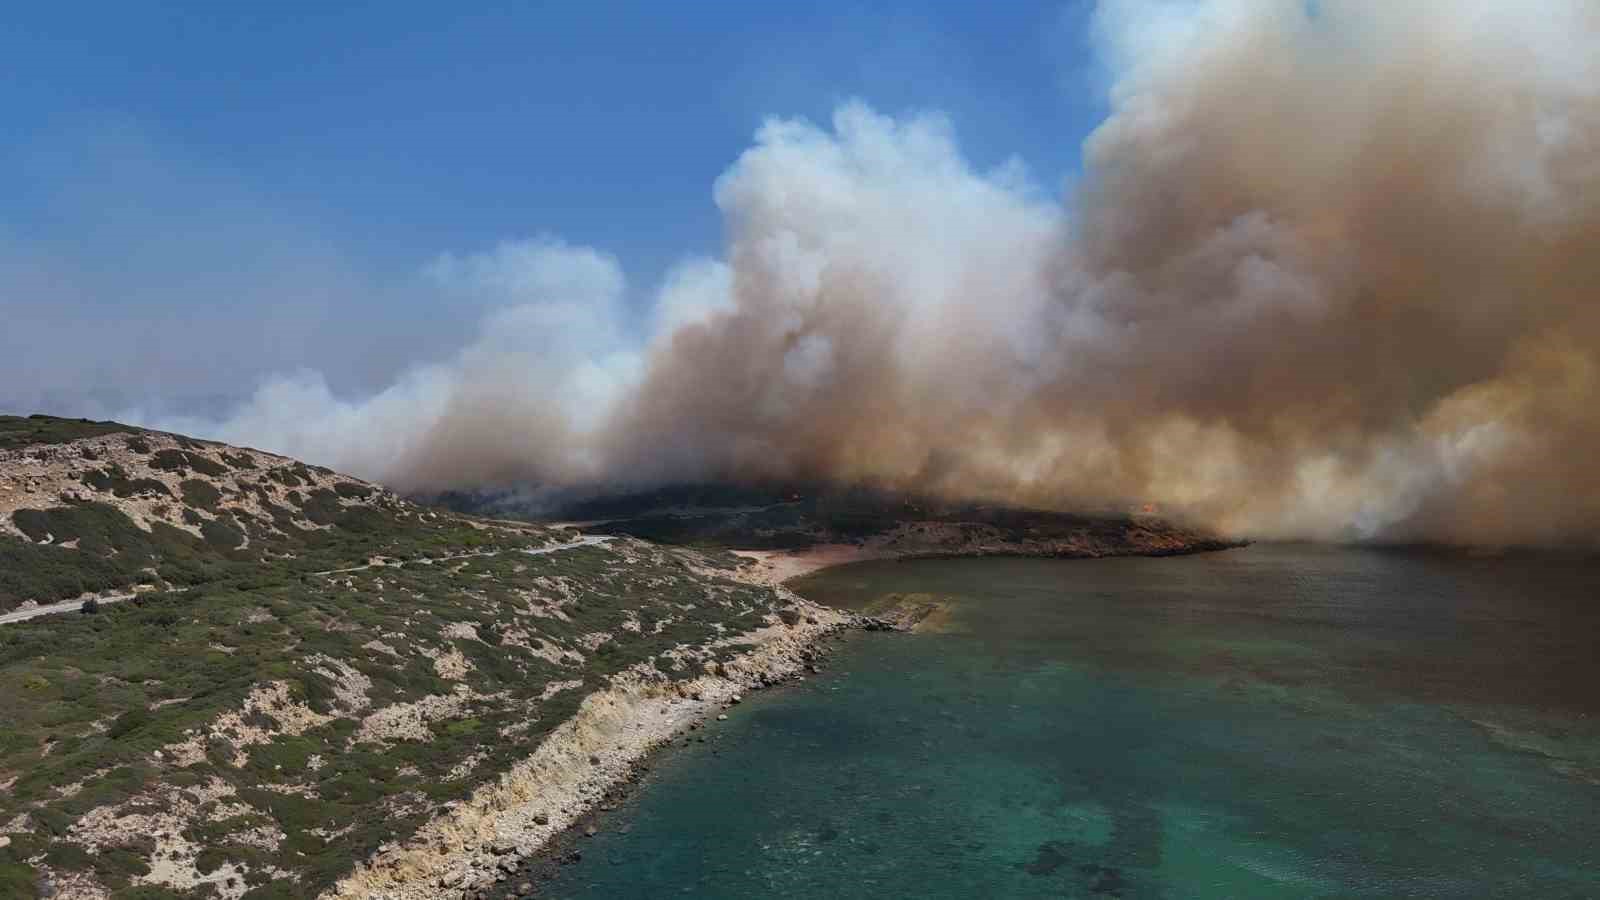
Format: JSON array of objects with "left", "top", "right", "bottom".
[{"left": 171, "top": 0, "right": 1600, "bottom": 546}]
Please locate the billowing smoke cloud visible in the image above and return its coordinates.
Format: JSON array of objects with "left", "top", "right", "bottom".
[
  {"left": 165, "top": 0, "right": 1600, "bottom": 546},
  {"left": 155, "top": 237, "right": 645, "bottom": 487}
]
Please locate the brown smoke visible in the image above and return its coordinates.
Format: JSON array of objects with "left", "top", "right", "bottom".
[
  {"left": 592, "top": 0, "right": 1600, "bottom": 545},
  {"left": 193, "top": 1, "right": 1600, "bottom": 546}
]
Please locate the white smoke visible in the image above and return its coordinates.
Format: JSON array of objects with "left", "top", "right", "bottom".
[{"left": 152, "top": 0, "right": 1600, "bottom": 546}]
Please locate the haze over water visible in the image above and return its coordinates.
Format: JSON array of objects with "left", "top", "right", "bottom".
[{"left": 535, "top": 545, "right": 1600, "bottom": 898}]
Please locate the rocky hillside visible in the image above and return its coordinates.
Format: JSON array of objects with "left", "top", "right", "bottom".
[
  {"left": 0, "top": 417, "right": 848, "bottom": 900},
  {"left": 0, "top": 415, "right": 419, "bottom": 615}
]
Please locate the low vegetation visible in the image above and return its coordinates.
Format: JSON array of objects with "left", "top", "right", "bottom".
[
  {"left": 0, "top": 419, "right": 464, "bottom": 614},
  {"left": 447, "top": 481, "right": 1235, "bottom": 557},
  {"left": 0, "top": 532, "right": 788, "bottom": 899},
  {"left": 0, "top": 418, "right": 803, "bottom": 900},
  {"left": 0, "top": 416, "right": 135, "bottom": 452}
]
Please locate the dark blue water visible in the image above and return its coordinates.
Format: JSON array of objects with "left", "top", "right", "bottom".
[{"left": 538, "top": 545, "right": 1600, "bottom": 898}]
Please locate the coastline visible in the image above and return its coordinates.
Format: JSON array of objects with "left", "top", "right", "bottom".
[
  {"left": 326, "top": 589, "right": 885, "bottom": 900},
  {"left": 326, "top": 535, "right": 1235, "bottom": 899},
  {"left": 729, "top": 543, "right": 886, "bottom": 587},
  {"left": 731, "top": 530, "right": 1245, "bottom": 589}
]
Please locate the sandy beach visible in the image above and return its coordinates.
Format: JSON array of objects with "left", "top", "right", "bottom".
[{"left": 727, "top": 543, "right": 884, "bottom": 586}]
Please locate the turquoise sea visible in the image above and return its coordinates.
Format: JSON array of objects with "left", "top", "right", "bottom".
[{"left": 534, "top": 545, "right": 1600, "bottom": 898}]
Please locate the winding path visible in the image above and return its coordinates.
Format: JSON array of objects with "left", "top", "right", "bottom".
[{"left": 0, "top": 534, "right": 613, "bottom": 627}]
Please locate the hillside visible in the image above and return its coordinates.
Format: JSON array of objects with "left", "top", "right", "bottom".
[
  {"left": 0, "top": 417, "right": 852, "bottom": 900},
  {"left": 0, "top": 415, "right": 426, "bottom": 616},
  {"left": 436, "top": 481, "right": 1239, "bottom": 561}
]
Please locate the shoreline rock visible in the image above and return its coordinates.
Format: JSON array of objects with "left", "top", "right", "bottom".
[{"left": 326, "top": 594, "right": 894, "bottom": 900}]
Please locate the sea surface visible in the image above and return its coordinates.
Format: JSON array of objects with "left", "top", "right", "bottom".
[{"left": 535, "top": 544, "right": 1600, "bottom": 898}]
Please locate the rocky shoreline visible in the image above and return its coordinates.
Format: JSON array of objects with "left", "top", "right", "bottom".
[
  {"left": 324, "top": 537, "right": 1236, "bottom": 900},
  {"left": 489, "top": 620, "right": 885, "bottom": 898},
  {"left": 326, "top": 593, "right": 905, "bottom": 900}
]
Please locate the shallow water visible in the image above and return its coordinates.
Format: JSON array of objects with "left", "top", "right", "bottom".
[{"left": 536, "top": 545, "right": 1600, "bottom": 898}]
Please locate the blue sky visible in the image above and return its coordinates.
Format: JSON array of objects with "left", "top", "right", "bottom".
[{"left": 1, "top": 2, "right": 1110, "bottom": 416}]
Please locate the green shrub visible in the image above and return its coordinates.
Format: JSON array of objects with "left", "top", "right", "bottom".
[
  {"left": 185, "top": 454, "right": 228, "bottom": 478},
  {"left": 222, "top": 452, "right": 258, "bottom": 470},
  {"left": 194, "top": 847, "right": 229, "bottom": 875},
  {"left": 149, "top": 450, "right": 189, "bottom": 472},
  {"left": 0, "top": 503, "right": 262, "bottom": 610},
  {"left": 152, "top": 449, "right": 228, "bottom": 477},
  {"left": 0, "top": 860, "right": 36, "bottom": 900},
  {"left": 268, "top": 468, "right": 304, "bottom": 488},
  {"left": 202, "top": 517, "right": 245, "bottom": 550},
  {"left": 180, "top": 480, "right": 222, "bottom": 512},
  {"left": 79, "top": 466, "right": 170, "bottom": 499},
  {"left": 0, "top": 536, "right": 130, "bottom": 610},
  {"left": 80, "top": 469, "right": 114, "bottom": 491},
  {"left": 106, "top": 708, "right": 150, "bottom": 740},
  {"left": 92, "top": 847, "right": 150, "bottom": 886},
  {"left": 301, "top": 490, "right": 343, "bottom": 526},
  {"left": 0, "top": 415, "right": 132, "bottom": 451}
]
